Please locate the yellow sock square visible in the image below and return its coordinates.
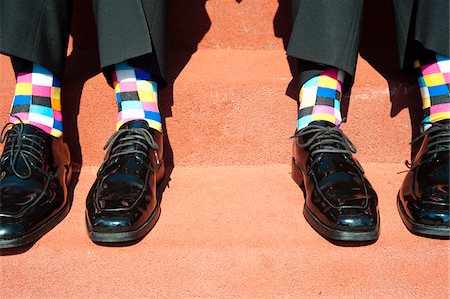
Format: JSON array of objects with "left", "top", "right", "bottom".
[
  {"left": 15, "top": 83, "right": 32, "bottom": 95},
  {"left": 424, "top": 74, "right": 446, "bottom": 87},
  {"left": 317, "top": 76, "right": 338, "bottom": 89}
]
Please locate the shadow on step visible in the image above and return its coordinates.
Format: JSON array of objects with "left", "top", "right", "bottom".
[
  {"left": 274, "top": 0, "right": 299, "bottom": 104},
  {"left": 359, "top": 0, "right": 422, "bottom": 160},
  {"left": 160, "top": 0, "right": 211, "bottom": 195}
]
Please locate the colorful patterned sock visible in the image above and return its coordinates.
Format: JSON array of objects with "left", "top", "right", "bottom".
[
  {"left": 415, "top": 53, "right": 450, "bottom": 130},
  {"left": 9, "top": 63, "right": 63, "bottom": 137},
  {"left": 112, "top": 61, "right": 162, "bottom": 132},
  {"left": 297, "top": 67, "right": 345, "bottom": 130}
]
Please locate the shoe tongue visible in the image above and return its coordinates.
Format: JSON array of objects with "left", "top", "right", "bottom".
[
  {"left": 20, "top": 124, "right": 48, "bottom": 136},
  {"left": 425, "top": 119, "right": 450, "bottom": 152},
  {"left": 309, "top": 120, "right": 337, "bottom": 128},
  {"left": 426, "top": 119, "right": 450, "bottom": 138},
  {"left": 114, "top": 120, "right": 151, "bottom": 155},
  {"left": 300, "top": 121, "right": 346, "bottom": 151},
  {"left": 434, "top": 119, "right": 450, "bottom": 126},
  {"left": 4, "top": 124, "right": 51, "bottom": 175},
  {"left": 120, "top": 120, "right": 150, "bottom": 130},
  {"left": 21, "top": 124, "right": 52, "bottom": 155}
]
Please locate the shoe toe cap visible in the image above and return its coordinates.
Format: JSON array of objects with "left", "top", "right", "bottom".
[
  {"left": 87, "top": 206, "right": 151, "bottom": 233},
  {"left": 0, "top": 223, "right": 26, "bottom": 240},
  {"left": 88, "top": 215, "right": 135, "bottom": 233},
  {"left": 335, "top": 214, "right": 378, "bottom": 231},
  {"left": 408, "top": 201, "right": 449, "bottom": 227}
]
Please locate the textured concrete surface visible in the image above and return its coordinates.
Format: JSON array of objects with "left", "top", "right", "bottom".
[
  {"left": 1, "top": 0, "right": 448, "bottom": 297},
  {"left": 1, "top": 164, "right": 449, "bottom": 298}
]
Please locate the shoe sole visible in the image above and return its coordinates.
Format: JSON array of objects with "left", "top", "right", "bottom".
[
  {"left": 0, "top": 164, "right": 73, "bottom": 249},
  {"left": 397, "top": 194, "right": 450, "bottom": 238},
  {"left": 86, "top": 160, "right": 165, "bottom": 244},
  {"left": 86, "top": 204, "right": 161, "bottom": 244},
  {"left": 292, "top": 158, "right": 379, "bottom": 242}
]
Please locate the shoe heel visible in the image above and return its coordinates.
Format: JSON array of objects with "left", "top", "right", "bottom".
[
  {"left": 156, "top": 160, "right": 165, "bottom": 185},
  {"left": 291, "top": 157, "right": 305, "bottom": 190},
  {"left": 65, "top": 164, "right": 73, "bottom": 186}
]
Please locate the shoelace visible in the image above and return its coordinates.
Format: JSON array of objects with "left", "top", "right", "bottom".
[
  {"left": 98, "top": 128, "right": 159, "bottom": 175},
  {"left": 292, "top": 123, "right": 369, "bottom": 209},
  {"left": 291, "top": 124, "right": 357, "bottom": 157},
  {"left": 0, "top": 118, "right": 56, "bottom": 180},
  {"left": 406, "top": 121, "right": 450, "bottom": 171}
]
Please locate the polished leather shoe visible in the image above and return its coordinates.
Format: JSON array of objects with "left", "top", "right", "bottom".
[
  {"left": 398, "top": 120, "right": 449, "bottom": 238},
  {"left": 86, "top": 120, "right": 164, "bottom": 243},
  {"left": 0, "top": 122, "right": 71, "bottom": 248},
  {"left": 292, "top": 121, "right": 379, "bottom": 242}
]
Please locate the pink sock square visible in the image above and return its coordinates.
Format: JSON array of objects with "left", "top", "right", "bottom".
[
  {"left": 320, "top": 68, "right": 339, "bottom": 80},
  {"left": 9, "top": 112, "right": 29, "bottom": 122},
  {"left": 443, "top": 72, "right": 450, "bottom": 83},
  {"left": 430, "top": 103, "right": 450, "bottom": 114},
  {"left": 32, "top": 85, "right": 52, "bottom": 97},
  {"left": 141, "top": 102, "right": 158, "bottom": 112},
  {"left": 118, "top": 81, "right": 138, "bottom": 92},
  {"left": 16, "top": 73, "right": 32, "bottom": 83},
  {"left": 313, "top": 105, "right": 335, "bottom": 115},
  {"left": 53, "top": 110, "right": 63, "bottom": 121},
  {"left": 29, "top": 121, "right": 52, "bottom": 134},
  {"left": 421, "top": 63, "right": 441, "bottom": 76}
]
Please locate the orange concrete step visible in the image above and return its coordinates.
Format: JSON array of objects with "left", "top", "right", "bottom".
[
  {"left": 0, "top": 50, "right": 420, "bottom": 167},
  {"left": 173, "top": 0, "right": 286, "bottom": 50},
  {"left": 1, "top": 164, "right": 448, "bottom": 298}
]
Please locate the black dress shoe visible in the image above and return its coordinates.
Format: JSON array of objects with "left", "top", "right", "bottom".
[
  {"left": 0, "top": 122, "right": 72, "bottom": 249},
  {"left": 86, "top": 120, "right": 165, "bottom": 243},
  {"left": 291, "top": 121, "right": 379, "bottom": 242},
  {"left": 398, "top": 120, "right": 449, "bottom": 238}
]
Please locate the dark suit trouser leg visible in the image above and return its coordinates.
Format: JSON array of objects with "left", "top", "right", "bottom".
[
  {"left": 288, "top": 0, "right": 449, "bottom": 90},
  {"left": 392, "top": 0, "right": 449, "bottom": 70},
  {"left": 287, "top": 0, "right": 364, "bottom": 85},
  {"left": 92, "top": 0, "right": 167, "bottom": 87},
  {"left": 0, "top": 0, "right": 167, "bottom": 86},
  {"left": 0, "top": 0, "right": 73, "bottom": 79}
]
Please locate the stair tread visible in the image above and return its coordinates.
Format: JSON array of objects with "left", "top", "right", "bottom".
[{"left": 1, "top": 163, "right": 447, "bottom": 298}]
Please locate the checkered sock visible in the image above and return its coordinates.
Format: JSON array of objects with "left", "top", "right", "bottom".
[
  {"left": 415, "top": 53, "right": 450, "bottom": 130},
  {"left": 112, "top": 61, "right": 162, "bottom": 132},
  {"left": 9, "top": 63, "right": 63, "bottom": 137},
  {"left": 297, "top": 67, "right": 345, "bottom": 130}
]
